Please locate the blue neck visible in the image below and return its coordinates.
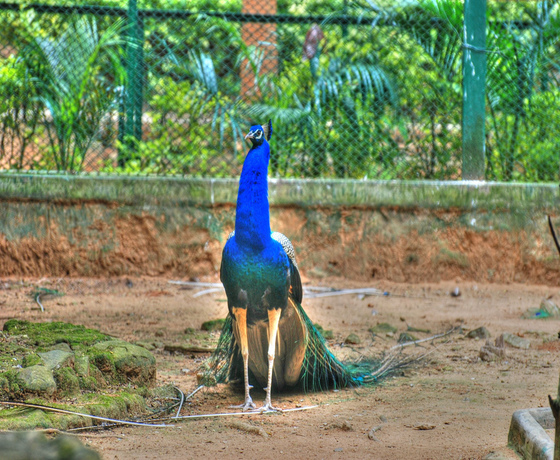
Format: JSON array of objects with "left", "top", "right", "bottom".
[{"left": 235, "top": 142, "right": 271, "bottom": 250}]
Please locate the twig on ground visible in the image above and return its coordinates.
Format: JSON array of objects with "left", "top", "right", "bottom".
[
  {"left": 35, "top": 293, "right": 44, "bottom": 312},
  {"left": 168, "top": 280, "right": 222, "bottom": 288},
  {"left": 304, "top": 288, "right": 385, "bottom": 299},
  {"left": 37, "top": 428, "right": 124, "bottom": 438},
  {"left": 174, "top": 386, "right": 185, "bottom": 419},
  {"left": 193, "top": 288, "right": 222, "bottom": 298},
  {"left": 185, "top": 385, "right": 204, "bottom": 402},
  {"left": 170, "top": 405, "right": 318, "bottom": 420},
  {"left": 389, "top": 326, "right": 460, "bottom": 351},
  {"left": 164, "top": 344, "right": 216, "bottom": 354}
]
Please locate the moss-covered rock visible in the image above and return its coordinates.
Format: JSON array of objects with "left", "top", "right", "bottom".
[
  {"left": 16, "top": 365, "right": 57, "bottom": 395},
  {"left": 3, "top": 320, "right": 109, "bottom": 350},
  {"left": 74, "top": 355, "right": 90, "bottom": 378},
  {"left": 398, "top": 332, "right": 418, "bottom": 343},
  {"left": 53, "top": 367, "right": 80, "bottom": 396},
  {"left": 345, "top": 333, "right": 361, "bottom": 345},
  {"left": 92, "top": 340, "right": 156, "bottom": 385},
  {"left": 38, "top": 350, "right": 74, "bottom": 370},
  {"left": 201, "top": 318, "right": 226, "bottom": 331},
  {"left": 0, "top": 431, "right": 100, "bottom": 460},
  {"left": 369, "top": 323, "right": 398, "bottom": 334},
  {"left": 0, "top": 320, "right": 158, "bottom": 430},
  {"left": 22, "top": 353, "right": 43, "bottom": 368},
  {"left": 89, "top": 350, "right": 116, "bottom": 376},
  {"left": 314, "top": 323, "right": 334, "bottom": 340}
]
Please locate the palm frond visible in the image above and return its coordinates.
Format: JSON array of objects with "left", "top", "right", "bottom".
[{"left": 394, "top": 0, "right": 463, "bottom": 81}]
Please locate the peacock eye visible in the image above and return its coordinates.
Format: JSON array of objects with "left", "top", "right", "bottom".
[{"left": 255, "top": 131, "right": 262, "bottom": 139}]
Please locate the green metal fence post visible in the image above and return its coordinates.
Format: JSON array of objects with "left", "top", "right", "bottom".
[
  {"left": 133, "top": 15, "right": 145, "bottom": 142},
  {"left": 462, "top": 0, "right": 487, "bottom": 180},
  {"left": 118, "top": 0, "right": 144, "bottom": 167}
]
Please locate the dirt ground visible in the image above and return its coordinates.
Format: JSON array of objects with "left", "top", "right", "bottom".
[{"left": 1, "top": 276, "right": 559, "bottom": 460}]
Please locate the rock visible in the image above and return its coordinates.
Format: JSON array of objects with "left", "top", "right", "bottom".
[
  {"left": 135, "top": 341, "right": 157, "bottom": 351},
  {"left": 345, "top": 333, "right": 361, "bottom": 345},
  {"left": 368, "top": 425, "right": 382, "bottom": 441},
  {"left": 340, "top": 421, "right": 353, "bottom": 431},
  {"left": 314, "top": 323, "right": 334, "bottom": 340},
  {"left": 92, "top": 340, "right": 156, "bottom": 385},
  {"left": 413, "top": 423, "right": 436, "bottom": 430},
  {"left": 54, "top": 367, "right": 80, "bottom": 396},
  {"left": 501, "top": 333, "right": 531, "bottom": 350},
  {"left": 467, "top": 327, "right": 491, "bottom": 340},
  {"left": 16, "top": 365, "right": 57, "bottom": 394},
  {"left": 201, "top": 318, "right": 226, "bottom": 331},
  {"left": 74, "top": 355, "right": 90, "bottom": 378},
  {"left": 369, "top": 323, "right": 397, "bottom": 334},
  {"left": 450, "top": 287, "right": 461, "bottom": 297},
  {"left": 398, "top": 332, "right": 418, "bottom": 343},
  {"left": 38, "top": 350, "right": 74, "bottom": 370},
  {"left": 51, "top": 342, "right": 73, "bottom": 353},
  {"left": 22, "top": 353, "right": 43, "bottom": 368},
  {"left": 164, "top": 344, "right": 216, "bottom": 354},
  {"left": 0, "top": 431, "right": 100, "bottom": 460},
  {"left": 479, "top": 340, "right": 506, "bottom": 362}
]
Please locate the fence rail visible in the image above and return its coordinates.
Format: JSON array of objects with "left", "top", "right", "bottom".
[{"left": 0, "top": 0, "right": 558, "bottom": 181}]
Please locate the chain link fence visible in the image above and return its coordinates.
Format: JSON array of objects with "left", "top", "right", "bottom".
[{"left": 0, "top": 0, "right": 558, "bottom": 180}]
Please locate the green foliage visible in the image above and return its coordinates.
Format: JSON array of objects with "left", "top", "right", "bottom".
[
  {"left": 485, "top": 0, "right": 560, "bottom": 181},
  {"left": 25, "top": 16, "right": 126, "bottom": 171},
  {"left": 0, "top": 13, "right": 128, "bottom": 172},
  {"left": 0, "top": 55, "right": 42, "bottom": 169},
  {"left": 1, "top": 0, "right": 560, "bottom": 181}
]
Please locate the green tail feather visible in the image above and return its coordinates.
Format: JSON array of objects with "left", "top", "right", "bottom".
[
  {"left": 202, "top": 314, "right": 240, "bottom": 386},
  {"left": 203, "top": 306, "right": 407, "bottom": 390},
  {"left": 293, "top": 301, "right": 355, "bottom": 391}
]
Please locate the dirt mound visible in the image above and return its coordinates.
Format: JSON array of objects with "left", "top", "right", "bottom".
[{"left": 1, "top": 203, "right": 559, "bottom": 286}]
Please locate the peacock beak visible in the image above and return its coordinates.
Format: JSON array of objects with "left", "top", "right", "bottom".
[{"left": 244, "top": 131, "right": 255, "bottom": 140}]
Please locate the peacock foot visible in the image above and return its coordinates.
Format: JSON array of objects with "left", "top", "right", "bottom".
[
  {"left": 230, "top": 397, "right": 257, "bottom": 412},
  {"left": 260, "top": 401, "right": 281, "bottom": 413}
]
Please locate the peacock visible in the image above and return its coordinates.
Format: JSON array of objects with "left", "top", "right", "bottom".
[{"left": 206, "top": 120, "right": 400, "bottom": 411}]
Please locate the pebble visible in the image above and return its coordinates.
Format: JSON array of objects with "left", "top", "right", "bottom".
[
  {"left": 467, "top": 327, "right": 491, "bottom": 339},
  {"left": 501, "top": 333, "right": 531, "bottom": 350},
  {"left": 345, "top": 333, "right": 361, "bottom": 345}
]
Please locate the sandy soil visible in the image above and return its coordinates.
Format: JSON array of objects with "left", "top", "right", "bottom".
[{"left": 1, "top": 276, "right": 559, "bottom": 460}]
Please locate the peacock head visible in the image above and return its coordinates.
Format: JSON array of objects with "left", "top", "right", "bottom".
[{"left": 245, "top": 120, "right": 272, "bottom": 148}]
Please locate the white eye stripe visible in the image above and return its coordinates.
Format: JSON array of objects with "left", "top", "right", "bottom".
[{"left": 255, "top": 131, "right": 262, "bottom": 138}]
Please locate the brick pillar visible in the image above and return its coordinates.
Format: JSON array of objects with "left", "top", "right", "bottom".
[{"left": 241, "top": 0, "right": 278, "bottom": 98}]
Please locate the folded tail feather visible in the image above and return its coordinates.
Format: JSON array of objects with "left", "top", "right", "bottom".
[{"left": 203, "top": 305, "right": 407, "bottom": 390}]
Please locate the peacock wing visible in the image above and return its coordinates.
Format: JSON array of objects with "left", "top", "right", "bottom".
[{"left": 271, "top": 232, "right": 302, "bottom": 304}]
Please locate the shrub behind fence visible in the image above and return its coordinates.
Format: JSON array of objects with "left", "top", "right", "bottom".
[{"left": 0, "top": 0, "right": 558, "bottom": 181}]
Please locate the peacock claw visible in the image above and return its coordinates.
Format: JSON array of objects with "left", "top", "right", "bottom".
[
  {"left": 230, "top": 398, "right": 257, "bottom": 412},
  {"left": 260, "top": 402, "right": 281, "bottom": 413}
]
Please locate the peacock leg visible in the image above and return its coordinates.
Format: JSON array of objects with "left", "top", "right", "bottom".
[
  {"left": 231, "top": 307, "right": 256, "bottom": 411},
  {"left": 262, "top": 307, "right": 282, "bottom": 412}
]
